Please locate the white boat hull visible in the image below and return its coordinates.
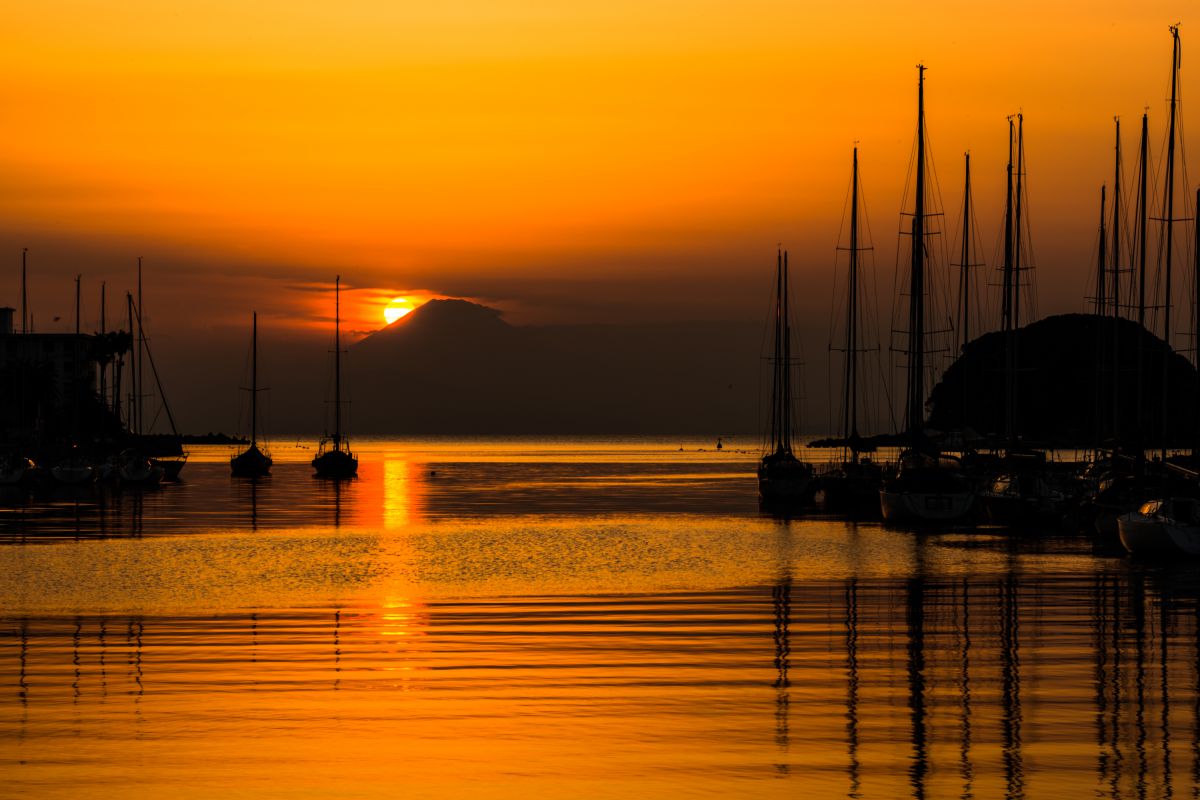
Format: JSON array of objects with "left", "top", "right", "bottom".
[
  {"left": 759, "top": 475, "right": 815, "bottom": 503},
  {"left": 880, "top": 490, "right": 975, "bottom": 523},
  {"left": 1118, "top": 512, "right": 1200, "bottom": 557},
  {"left": 51, "top": 465, "right": 94, "bottom": 485}
]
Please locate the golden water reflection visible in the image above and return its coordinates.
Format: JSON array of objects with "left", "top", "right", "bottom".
[{"left": 4, "top": 570, "right": 1200, "bottom": 797}]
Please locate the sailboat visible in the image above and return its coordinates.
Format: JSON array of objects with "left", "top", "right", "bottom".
[
  {"left": 128, "top": 260, "right": 188, "bottom": 481},
  {"left": 312, "top": 276, "right": 358, "bottom": 479},
  {"left": 758, "top": 250, "right": 815, "bottom": 504},
  {"left": 977, "top": 114, "right": 1073, "bottom": 525},
  {"left": 819, "top": 147, "right": 883, "bottom": 514},
  {"left": 231, "top": 312, "right": 272, "bottom": 477},
  {"left": 879, "top": 65, "right": 975, "bottom": 524}
]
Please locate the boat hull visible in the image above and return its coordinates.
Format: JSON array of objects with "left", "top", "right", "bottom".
[
  {"left": 153, "top": 456, "right": 188, "bottom": 482},
  {"left": 757, "top": 458, "right": 815, "bottom": 504},
  {"left": 313, "top": 449, "right": 358, "bottom": 479},
  {"left": 231, "top": 446, "right": 272, "bottom": 478},
  {"left": 880, "top": 489, "right": 975, "bottom": 523},
  {"left": 759, "top": 475, "right": 815, "bottom": 504},
  {"left": 1118, "top": 512, "right": 1200, "bottom": 557},
  {"left": 51, "top": 464, "right": 94, "bottom": 485}
]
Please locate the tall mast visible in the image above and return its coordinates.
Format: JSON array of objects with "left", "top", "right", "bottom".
[
  {"left": 1098, "top": 183, "right": 1106, "bottom": 319},
  {"left": 1001, "top": 119, "right": 1015, "bottom": 333},
  {"left": 957, "top": 153, "right": 973, "bottom": 348},
  {"left": 100, "top": 281, "right": 107, "bottom": 407},
  {"left": 1136, "top": 112, "right": 1149, "bottom": 452},
  {"left": 74, "top": 275, "right": 81, "bottom": 336},
  {"left": 1013, "top": 113, "right": 1025, "bottom": 332},
  {"left": 1138, "top": 114, "right": 1150, "bottom": 326},
  {"left": 334, "top": 275, "right": 342, "bottom": 447},
  {"left": 1001, "top": 117, "right": 1017, "bottom": 445},
  {"left": 1195, "top": 186, "right": 1200, "bottom": 457},
  {"left": 784, "top": 251, "right": 793, "bottom": 451},
  {"left": 1112, "top": 119, "right": 1123, "bottom": 317},
  {"left": 1009, "top": 114, "right": 1026, "bottom": 447},
  {"left": 127, "top": 292, "right": 137, "bottom": 434},
  {"left": 1111, "top": 119, "right": 1123, "bottom": 447},
  {"left": 20, "top": 248, "right": 27, "bottom": 334},
  {"left": 844, "top": 148, "right": 860, "bottom": 460},
  {"left": 956, "top": 152, "right": 976, "bottom": 432},
  {"left": 905, "top": 64, "right": 927, "bottom": 438},
  {"left": 770, "top": 250, "right": 781, "bottom": 452},
  {"left": 137, "top": 257, "right": 144, "bottom": 438},
  {"left": 1095, "top": 186, "right": 1107, "bottom": 450},
  {"left": 252, "top": 311, "right": 258, "bottom": 447},
  {"left": 1162, "top": 24, "right": 1181, "bottom": 457}
]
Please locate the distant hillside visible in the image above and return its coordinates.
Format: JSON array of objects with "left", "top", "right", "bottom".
[
  {"left": 345, "top": 299, "right": 765, "bottom": 434},
  {"left": 927, "top": 313, "right": 1199, "bottom": 447}
]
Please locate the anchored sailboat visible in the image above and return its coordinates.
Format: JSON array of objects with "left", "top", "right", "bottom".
[
  {"left": 313, "top": 276, "right": 358, "bottom": 479},
  {"left": 758, "top": 250, "right": 815, "bottom": 503},
  {"left": 231, "top": 312, "right": 272, "bottom": 478},
  {"left": 879, "top": 65, "right": 976, "bottom": 524},
  {"left": 820, "top": 147, "right": 884, "bottom": 513}
]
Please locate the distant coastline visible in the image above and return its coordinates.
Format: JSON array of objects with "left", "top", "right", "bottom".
[{"left": 178, "top": 433, "right": 249, "bottom": 445}]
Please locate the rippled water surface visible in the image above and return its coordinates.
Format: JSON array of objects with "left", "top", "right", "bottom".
[{"left": 3, "top": 438, "right": 1200, "bottom": 798}]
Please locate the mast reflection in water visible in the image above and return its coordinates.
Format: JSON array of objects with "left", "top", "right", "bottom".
[{"left": 2, "top": 441, "right": 1200, "bottom": 797}]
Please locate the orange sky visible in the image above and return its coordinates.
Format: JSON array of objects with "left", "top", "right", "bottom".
[{"left": 0, "top": 1, "right": 1195, "bottom": 333}]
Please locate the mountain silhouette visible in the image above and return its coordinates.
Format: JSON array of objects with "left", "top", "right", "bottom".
[
  {"left": 347, "top": 300, "right": 764, "bottom": 434},
  {"left": 927, "top": 313, "right": 1199, "bottom": 447}
]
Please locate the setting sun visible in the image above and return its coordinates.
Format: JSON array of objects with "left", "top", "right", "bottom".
[{"left": 384, "top": 297, "right": 417, "bottom": 325}]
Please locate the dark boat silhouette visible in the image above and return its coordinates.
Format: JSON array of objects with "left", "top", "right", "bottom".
[
  {"left": 758, "top": 250, "right": 814, "bottom": 504},
  {"left": 879, "top": 65, "right": 974, "bottom": 523},
  {"left": 231, "top": 312, "right": 272, "bottom": 478},
  {"left": 313, "top": 277, "right": 358, "bottom": 479}
]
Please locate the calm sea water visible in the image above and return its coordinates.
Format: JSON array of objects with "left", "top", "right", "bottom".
[{"left": 1, "top": 437, "right": 1198, "bottom": 798}]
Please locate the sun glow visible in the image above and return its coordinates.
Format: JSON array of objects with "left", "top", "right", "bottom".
[{"left": 384, "top": 297, "right": 416, "bottom": 325}]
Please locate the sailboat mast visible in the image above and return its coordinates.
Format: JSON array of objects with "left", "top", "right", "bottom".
[
  {"left": 1112, "top": 120, "right": 1122, "bottom": 446},
  {"left": 1138, "top": 113, "right": 1149, "bottom": 327},
  {"left": 137, "top": 257, "right": 144, "bottom": 438},
  {"left": 1002, "top": 119, "right": 1015, "bottom": 333},
  {"left": 1096, "top": 186, "right": 1107, "bottom": 450},
  {"left": 1097, "top": 188, "right": 1108, "bottom": 315},
  {"left": 783, "top": 251, "right": 793, "bottom": 452},
  {"left": 844, "top": 148, "right": 860, "bottom": 459},
  {"left": 1001, "top": 117, "right": 1016, "bottom": 445},
  {"left": 1162, "top": 24, "right": 1180, "bottom": 457},
  {"left": 127, "top": 292, "right": 137, "bottom": 435},
  {"left": 251, "top": 311, "right": 258, "bottom": 447},
  {"left": 1195, "top": 186, "right": 1200, "bottom": 456},
  {"left": 958, "top": 153, "right": 973, "bottom": 347},
  {"left": 770, "top": 251, "right": 781, "bottom": 452},
  {"left": 957, "top": 152, "right": 974, "bottom": 433},
  {"left": 1014, "top": 114, "right": 1025, "bottom": 333},
  {"left": 1136, "top": 112, "right": 1149, "bottom": 452},
  {"left": 906, "top": 65, "right": 927, "bottom": 438},
  {"left": 1112, "top": 119, "right": 1122, "bottom": 316},
  {"left": 334, "top": 275, "right": 342, "bottom": 447},
  {"left": 100, "top": 281, "right": 107, "bottom": 407},
  {"left": 20, "top": 248, "right": 27, "bottom": 334}
]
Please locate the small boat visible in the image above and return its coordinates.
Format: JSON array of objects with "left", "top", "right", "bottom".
[
  {"left": 117, "top": 449, "right": 164, "bottom": 486},
  {"left": 758, "top": 250, "right": 814, "bottom": 504},
  {"left": 817, "top": 146, "right": 883, "bottom": 516},
  {"left": 0, "top": 454, "right": 33, "bottom": 485},
  {"left": 231, "top": 312, "right": 273, "bottom": 478},
  {"left": 877, "top": 67, "right": 974, "bottom": 525},
  {"left": 313, "top": 277, "right": 358, "bottom": 479},
  {"left": 880, "top": 450, "right": 975, "bottom": 523},
  {"left": 979, "top": 470, "right": 1069, "bottom": 526},
  {"left": 51, "top": 456, "right": 95, "bottom": 485},
  {"left": 1119, "top": 497, "right": 1200, "bottom": 557}
]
